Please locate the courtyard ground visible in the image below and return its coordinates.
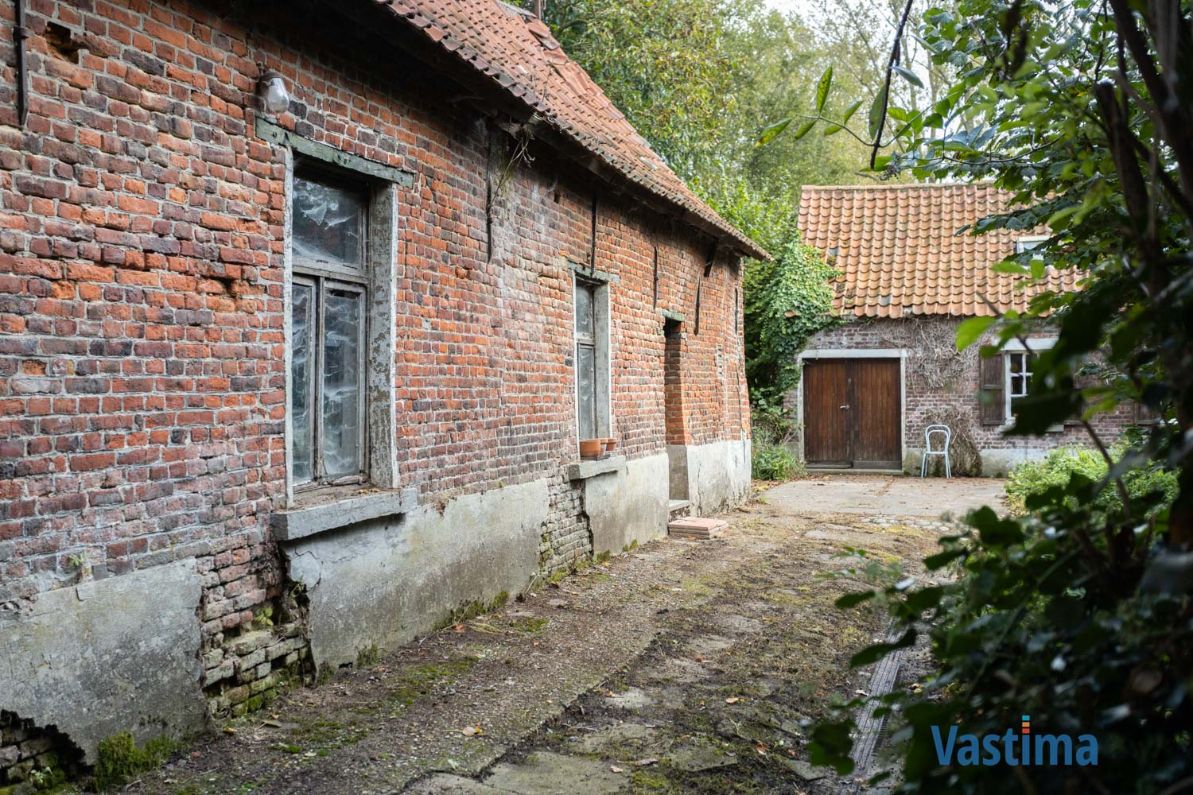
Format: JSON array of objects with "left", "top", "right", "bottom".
[{"left": 124, "top": 475, "right": 1005, "bottom": 795}]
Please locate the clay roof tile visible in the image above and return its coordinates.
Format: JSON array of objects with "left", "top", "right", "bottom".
[{"left": 797, "top": 183, "right": 1074, "bottom": 318}]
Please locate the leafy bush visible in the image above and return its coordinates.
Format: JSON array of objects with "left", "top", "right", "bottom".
[
  {"left": 1007, "top": 445, "right": 1178, "bottom": 518},
  {"left": 752, "top": 441, "right": 801, "bottom": 481},
  {"left": 750, "top": 404, "right": 803, "bottom": 481}
]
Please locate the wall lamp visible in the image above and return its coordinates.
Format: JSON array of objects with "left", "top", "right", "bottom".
[{"left": 257, "top": 68, "right": 290, "bottom": 115}]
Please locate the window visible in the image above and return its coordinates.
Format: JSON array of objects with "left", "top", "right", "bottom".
[
  {"left": 290, "top": 168, "right": 369, "bottom": 487},
  {"left": 574, "top": 275, "right": 609, "bottom": 442},
  {"left": 1005, "top": 350, "right": 1035, "bottom": 421},
  {"left": 1014, "top": 235, "right": 1049, "bottom": 254}
]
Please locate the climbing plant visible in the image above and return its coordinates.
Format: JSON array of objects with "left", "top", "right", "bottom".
[{"left": 744, "top": 226, "right": 838, "bottom": 407}]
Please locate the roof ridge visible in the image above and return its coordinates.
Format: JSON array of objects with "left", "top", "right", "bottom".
[
  {"left": 802, "top": 181, "right": 997, "bottom": 191},
  {"left": 379, "top": 0, "right": 768, "bottom": 259}
]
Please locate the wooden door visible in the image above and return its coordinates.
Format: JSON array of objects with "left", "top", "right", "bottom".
[
  {"left": 803, "top": 359, "right": 851, "bottom": 465},
  {"left": 851, "top": 359, "right": 901, "bottom": 468},
  {"left": 803, "top": 358, "right": 901, "bottom": 469}
]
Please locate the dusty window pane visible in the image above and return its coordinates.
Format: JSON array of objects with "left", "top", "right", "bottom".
[
  {"left": 291, "top": 283, "right": 315, "bottom": 483},
  {"left": 575, "top": 282, "right": 594, "bottom": 337},
  {"left": 322, "top": 288, "right": 364, "bottom": 477},
  {"left": 577, "top": 343, "right": 596, "bottom": 440},
  {"left": 294, "top": 175, "right": 364, "bottom": 266}
]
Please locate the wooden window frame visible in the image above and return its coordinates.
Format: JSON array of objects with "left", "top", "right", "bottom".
[{"left": 290, "top": 166, "right": 371, "bottom": 492}]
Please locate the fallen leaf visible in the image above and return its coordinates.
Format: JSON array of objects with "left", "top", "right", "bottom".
[
  {"left": 461, "top": 725, "right": 484, "bottom": 737},
  {"left": 261, "top": 719, "right": 282, "bottom": 728},
  {"left": 222, "top": 727, "right": 237, "bottom": 735},
  {"left": 754, "top": 743, "right": 769, "bottom": 756},
  {"left": 635, "top": 758, "right": 658, "bottom": 767},
  {"left": 452, "top": 623, "right": 467, "bottom": 632},
  {"left": 725, "top": 697, "right": 740, "bottom": 704},
  {"left": 610, "top": 765, "right": 624, "bottom": 773}
]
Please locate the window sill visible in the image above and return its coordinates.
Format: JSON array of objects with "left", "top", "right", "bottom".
[
  {"left": 566, "top": 455, "right": 626, "bottom": 481},
  {"left": 271, "top": 485, "right": 418, "bottom": 542}
]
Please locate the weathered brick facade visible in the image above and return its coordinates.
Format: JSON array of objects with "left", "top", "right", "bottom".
[
  {"left": 790, "top": 317, "right": 1135, "bottom": 475},
  {"left": 0, "top": 0, "right": 753, "bottom": 776}
]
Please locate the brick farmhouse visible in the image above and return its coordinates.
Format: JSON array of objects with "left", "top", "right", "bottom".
[
  {"left": 0, "top": 0, "right": 763, "bottom": 774},
  {"left": 791, "top": 183, "right": 1135, "bottom": 476}
]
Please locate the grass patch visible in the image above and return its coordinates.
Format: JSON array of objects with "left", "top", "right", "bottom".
[
  {"left": 388, "top": 657, "right": 479, "bottom": 708},
  {"left": 509, "top": 616, "right": 549, "bottom": 634},
  {"left": 94, "top": 732, "right": 181, "bottom": 792}
]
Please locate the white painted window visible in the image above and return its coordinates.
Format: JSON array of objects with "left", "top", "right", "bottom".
[
  {"left": 1005, "top": 350, "right": 1034, "bottom": 421},
  {"left": 1014, "top": 235, "right": 1049, "bottom": 254},
  {"left": 574, "top": 275, "right": 610, "bottom": 442},
  {"left": 290, "top": 168, "right": 370, "bottom": 487},
  {"left": 1004, "top": 338, "right": 1057, "bottom": 426}
]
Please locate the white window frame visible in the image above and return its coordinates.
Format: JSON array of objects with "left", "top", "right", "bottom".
[
  {"left": 572, "top": 273, "right": 611, "bottom": 445},
  {"left": 1003, "top": 338, "right": 1057, "bottom": 428},
  {"left": 1014, "top": 235, "right": 1049, "bottom": 254}
]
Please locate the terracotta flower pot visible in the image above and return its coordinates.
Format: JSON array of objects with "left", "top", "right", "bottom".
[
  {"left": 604, "top": 438, "right": 616, "bottom": 453},
  {"left": 579, "top": 438, "right": 604, "bottom": 459}
]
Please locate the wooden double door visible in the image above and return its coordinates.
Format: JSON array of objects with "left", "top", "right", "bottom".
[{"left": 803, "top": 358, "right": 902, "bottom": 469}]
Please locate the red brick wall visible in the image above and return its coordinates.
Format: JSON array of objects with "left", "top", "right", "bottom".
[{"left": 0, "top": 0, "right": 749, "bottom": 721}]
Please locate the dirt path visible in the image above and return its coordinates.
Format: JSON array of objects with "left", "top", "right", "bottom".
[{"left": 125, "top": 477, "right": 996, "bottom": 795}]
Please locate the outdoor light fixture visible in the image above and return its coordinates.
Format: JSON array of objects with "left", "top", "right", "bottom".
[{"left": 258, "top": 69, "right": 290, "bottom": 115}]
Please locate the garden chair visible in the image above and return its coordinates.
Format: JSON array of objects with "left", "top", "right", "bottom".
[{"left": 921, "top": 424, "right": 952, "bottom": 478}]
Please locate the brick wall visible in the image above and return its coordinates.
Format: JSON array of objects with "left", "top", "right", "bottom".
[
  {"left": 0, "top": 0, "right": 749, "bottom": 768},
  {"left": 793, "top": 316, "right": 1135, "bottom": 473}
]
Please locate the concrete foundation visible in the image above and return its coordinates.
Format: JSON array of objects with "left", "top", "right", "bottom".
[
  {"left": 0, "top": 561, "right": 209, "bottom": 762},
  {"left": 668, "top": 438, "right": 751, "bottom": 516},
  {"left": 904, "top": 445, "right": 1051, "bottom": 477},
  {"left": 580, "top": 453, "right": 669, "bottom": 556},
  {"left": 282, "top": 478, "right": 550, "bottom": 673}
]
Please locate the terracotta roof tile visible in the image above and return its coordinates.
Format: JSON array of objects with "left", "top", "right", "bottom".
[
  {"left": 797, "top": 183, "right": 1074, "bottom": 318},
  {"left": 379, "top": 0, "right": 767, "bottom": 259}
]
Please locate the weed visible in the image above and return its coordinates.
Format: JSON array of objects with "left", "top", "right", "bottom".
[
  {"left": 355, "top": 644, "right": 381, "bottom": 668},
  {"left": 94, "top": 732, "right": 181, "bottom": 792}
]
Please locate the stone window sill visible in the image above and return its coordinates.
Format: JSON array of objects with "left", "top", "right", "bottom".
[
  {"left": 271, "top": 486, "right": 418, "bottom": 542},
  {"left": 566, "top": 455, "right": 626, "bottom": 481}
]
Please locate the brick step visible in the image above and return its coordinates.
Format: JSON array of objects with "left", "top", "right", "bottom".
[{"left": 667, "top": 516, "right": 727, "bottom": 540}]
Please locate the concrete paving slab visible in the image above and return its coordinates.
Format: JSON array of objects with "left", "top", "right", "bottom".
[
  {"left": 764, "top": 474, "right": 1006, "bottom": 518},
  {"left": 481, "top": 751, "right": 627, "bottom": 794}
]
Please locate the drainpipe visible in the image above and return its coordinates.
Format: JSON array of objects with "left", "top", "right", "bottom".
[{"left": 14, "top": 0, "right": 29, "bottom": 128}]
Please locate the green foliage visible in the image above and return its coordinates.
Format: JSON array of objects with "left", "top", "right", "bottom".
[
  {"left": 769, "top": 0, "right": 1193, "bottom": 790},
  {"left": 94, "top": 732, "right": 180, "bottom": 792},
  {"left": 744, "top": 228, "right": 838, "bottom": 404},
  {"left": 1005, "top": 445, "right": 1178, "bottom": 518},
  {"left": 751, "top": 441, "right": 800, "bottom": 481},
  {"left": 750, "top": 404, "right": 803, "bottom": 481}
]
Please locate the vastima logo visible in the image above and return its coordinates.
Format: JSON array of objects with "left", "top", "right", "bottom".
[{"left": 931, "top": 715, "right": 1099, "bottom": 767}]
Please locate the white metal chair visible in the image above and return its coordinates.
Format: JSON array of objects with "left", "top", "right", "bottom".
[{"left": 921, "top": 424, "right": 952, "bottom": 478}]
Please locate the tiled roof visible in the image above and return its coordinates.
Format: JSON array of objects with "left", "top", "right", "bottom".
[
  {"left": 798, "top": 183, "right": 1075, "bottom": 318},
  {"left": 379, "top": 0, "right": 768, "bottom": 260}
]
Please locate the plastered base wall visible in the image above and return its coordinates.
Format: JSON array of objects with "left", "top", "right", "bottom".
[
  {"left": 670, "top": 438, "right": 751, "bottom": 516},
  {"left": 905, "top": 445, "right": 1065, "bottom": 477},
  {"left": 282, "top": 479, "right": 550, "bottom": 673},
  {"left": 581, "top": 453, "right": 670, "bottom": 556},
  {"left": 0, "top": 561, "right": 209, "bottom": 763}
]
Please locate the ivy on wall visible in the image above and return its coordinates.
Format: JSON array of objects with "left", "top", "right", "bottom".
[{"left": 744, "top": 226, "right": 838, "bottom": 407}]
